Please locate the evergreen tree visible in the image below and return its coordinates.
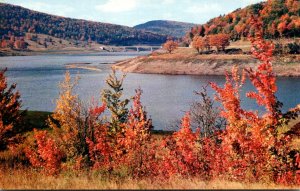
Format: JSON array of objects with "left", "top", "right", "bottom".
[{"left": 101, "top": 70, "right": 129, "bottom": 136}]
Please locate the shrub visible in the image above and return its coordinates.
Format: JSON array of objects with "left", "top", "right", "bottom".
[
  {"left": 190, "top": 85, "right": 226, "bottom": 137},
  {"left": 24, "top": 129, "right": 63, "bottom": 175},
  {"left": 287, "top": 42, "right": 300, "bottom": 54},
  {"left": 0, "top": 68, "right": 25, "bottom": 151},
  {"left": 209, "top": 18, "right": 300, "bottom": 183}
]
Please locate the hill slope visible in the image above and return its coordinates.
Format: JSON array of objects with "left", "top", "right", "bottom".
[
  {"left": 186, "top": 0, "right": 299, "bottom": 42},
  {"left": 134, "top": 20, "right": 195, "bottom": 38},
  {"left": 0, "top": 3, "right": 167, "bottom": 46}
]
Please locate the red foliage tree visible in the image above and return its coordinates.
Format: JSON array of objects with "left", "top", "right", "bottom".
[
  {"left": 192, "top": 36, "right": 206, "bottom": 54},
  {"left": 161, "top": 113, "right": 202, "bottom": 178},
  {"left": 0, "top": 68, "right": 24, "bottom": 151},
  {"left": 163, "top": 39, "right": 178, "bottom": 54},
  {"left": 209, "top": 17, "right": 300, "bottom": 183},
  {"left": 119, "top": 88, "right": 154, "bottom": 177},
  {"left": 25, "top": 129, "right": 63, "bottom": 175},
  {"left": 209, "top": 34, "right": 230, "bottom": 52}
]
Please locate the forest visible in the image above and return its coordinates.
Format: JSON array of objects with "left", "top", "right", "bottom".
[
  {"left": 0, "top": 3, "right": 167, "bottom": 46},
  {"left": 185, "top": 0, "right": 299, "bottom": 44}
]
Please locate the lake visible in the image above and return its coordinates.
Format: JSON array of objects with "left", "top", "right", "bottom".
[{"left": 1, "top": 52, "right": 300, "bottom": 130}]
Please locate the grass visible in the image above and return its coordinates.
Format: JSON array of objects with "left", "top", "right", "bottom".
[
  {"left": 0, "top": 166, "right": 297, "bottom": 189},
  {"left": 23, "top": 110, "right": 52, "bottom": 130}
]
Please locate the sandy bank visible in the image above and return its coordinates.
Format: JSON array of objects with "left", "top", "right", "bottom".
[{"left": 113, "top": 53, "right": 300, "bottom": 77}]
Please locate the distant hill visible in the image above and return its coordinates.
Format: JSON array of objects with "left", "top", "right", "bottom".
[
  {"left": 186, "top": 0, "right": 299, "bottom": 42},
  {"left": 0, "top": 3, "right": 167, "bottom": 46},
  {"left": 134, "top": 20, "right": 196, "bottom": 38}
]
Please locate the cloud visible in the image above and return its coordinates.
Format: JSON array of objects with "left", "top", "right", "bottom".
[
  {"left": 95, "top": 0, "right": 138, "bottom": 13},
  {"left": 18, "top": 1, "right": 74, "bottom": 17},
  {"left": 162, "top": 0, "right": 175, "bottom": 5},
  {"left": 185, "top": 3, "right": 222, "bottom": 14}
]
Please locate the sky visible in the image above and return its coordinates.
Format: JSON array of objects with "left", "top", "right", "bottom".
[{"left": 2, "top": 0, "right": 264, "bottom": 27}]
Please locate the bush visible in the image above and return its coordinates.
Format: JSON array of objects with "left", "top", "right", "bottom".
[
  {"left": 0, "top": 68, "right": 25, "bottom": 151},
  {"left": 287, "top": 42, "right": 300, "bottom": 54}
]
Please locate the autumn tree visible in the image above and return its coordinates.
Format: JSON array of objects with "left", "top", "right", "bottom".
[
  {"left": 24, "top": 129, "right": 63, "bottom": 175},
  {"left": 163, "top": 39, "right": 178, "bottom": 54},
  {"left": 192, "top": 36, "right": 205, "bottom": 54},
  {"left": 0, "top": 68, "right": 24, "bottom": 151},
  {"left": 86, "top": 104, "right": 111, "bottom": 171},
  {"left": 121, "top": 88, "right": 154, "bottom": 177},
  {"left": 161, "top": 113, "right": 201, "bottom": 178},
  {"left": 209, "top": 17, "right": 300, "bottom": 183},
  {"left": 209, "top": 34, "right": 230, "bottom": 52},
  {"left": 13, "top": 38, "right": 28, "bottom": 50},
  {"left": 48, "top": 71, "right": 97, "bottom": 166}
]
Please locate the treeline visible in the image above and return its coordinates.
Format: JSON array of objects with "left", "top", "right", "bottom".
[
  {"left": 185, "top": 0, "right": 299, "bottom": 44},
  {"left": 0, "top": 22, "right": 300, "bottom": 185},
  {"left": 0, "top": 3, "right": 167, "bottom": 46}
]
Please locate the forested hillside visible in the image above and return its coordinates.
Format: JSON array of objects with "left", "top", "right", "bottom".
[
  {"left": 134, "top": 20, "right": 195, "bottom": 38},
  {"left": 0, "top": 3, "right": 167, "bottom": 46},
  {"left": 185, "top": 0, "right": 299, "bottom": 42}
]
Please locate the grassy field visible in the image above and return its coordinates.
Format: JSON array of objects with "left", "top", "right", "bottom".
[{"left": 0, "top": 166, "right": 298, "bottom": 189}]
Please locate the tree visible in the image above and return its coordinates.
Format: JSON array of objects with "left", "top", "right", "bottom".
[
  {"left": 163, "top": 39, "right": 178, "bottom": 54},
  {"left": 192, "top": 36, "right": 205, "bottom": 54},
  {"left": 209, "top": 17, "right": 300, "bottom": 183},
  {"left": 101, "top": 70, "right": 129, "bottom": 136},
  {"left": 121, "top": 88, "right": 154, "bottom": 177},
  {"left": 190, "top": 86, "right": 226, "bottom": 138},
  {"left": 0, "top": 68, "right": 24, "bottom": 151},
  {"left": 162, "top": 113, "right": 201, "bottom": 177},
  {"left": 209, "top": 34, "right": 230, "bottom": 52},
  {"left": 48, "top": 71, "right": 94, "bottom": 166}
]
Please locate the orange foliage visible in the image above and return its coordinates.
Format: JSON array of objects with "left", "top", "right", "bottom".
[
  {"left": 163, "top": 39, "right": 178, "bottom": 53},
  {"left": 0, "top": 68, "right": 22, "bottom": 151},
  {"left": 20, "top": 17, "right": 300, "bottom": 185},
  {"left": 209, "top": 17, "right": 300, "bottom": 183},
  {"left": 119, "top": 88, "right": 155, "bottom": 177},
  {"left": 24, "top": 129, "right": 63, "bottom": 175},
  {"left": 161, "top": 113, "right": 201, "bottom": 177},
  {"left": 192, "top": 36, "right": 206, "bottom": 54},
  {"left": 209, "top": 34, "right": 230, "bottom": 52}
]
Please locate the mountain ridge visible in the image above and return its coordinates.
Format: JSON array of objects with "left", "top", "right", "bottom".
[
  {"left": 0, "top": 3, "right": 168, "bottom": 46},
  {"left": 134, "top": 20, "right": 196, "bottom": 38}
]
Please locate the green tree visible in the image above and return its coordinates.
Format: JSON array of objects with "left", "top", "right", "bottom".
[{"left": 101, "top": 70, "right": 129, "bottom": 136}]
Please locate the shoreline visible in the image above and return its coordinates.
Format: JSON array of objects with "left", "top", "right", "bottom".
[
  {"left": 2, "top": 48, "right": 300, "bottom": 77},
  {"left": 0, "top": 49, "right": 108, "bottom": 56},
  {"left": 113, "top": 53, "right": 300, "bottom": 77}
]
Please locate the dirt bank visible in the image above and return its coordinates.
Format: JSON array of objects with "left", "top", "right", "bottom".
[{"left": 113, "top": 50, "right": 300, "bottom": 77}]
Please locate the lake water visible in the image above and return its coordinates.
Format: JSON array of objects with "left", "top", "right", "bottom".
[{"left": 1, "top": 52, "right": 300, "bottom": 130}]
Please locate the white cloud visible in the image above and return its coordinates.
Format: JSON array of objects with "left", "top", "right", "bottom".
[
  {"left": 18, "top": 1, "right": 74, "bottom": 17},
  {"left": 95, "top": 0, "right": 138, "bottom": 13},
  {"left": 162, "top": 0, "right": 175, "bottom": 5},
  {"left": 185, "top": 3, "right": 222, "bottom": 14}
]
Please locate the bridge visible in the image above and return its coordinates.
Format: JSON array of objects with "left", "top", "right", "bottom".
[{"left": 122, "top": 46, "right": 162, "bottom": 52}]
